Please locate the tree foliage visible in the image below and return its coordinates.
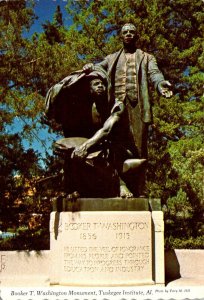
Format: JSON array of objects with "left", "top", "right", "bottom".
[{"left": 0, "top": 0, "right": 203, "bottom": 249}]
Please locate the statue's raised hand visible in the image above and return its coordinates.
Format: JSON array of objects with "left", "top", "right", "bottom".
[
  {"left": 158, "top": 81, "right": 173, "bottom": 98},
  {"left": 83, "top": 63, "right": 94, "bottom": 74}
]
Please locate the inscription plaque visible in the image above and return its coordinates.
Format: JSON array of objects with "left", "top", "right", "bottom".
[{"left": 55, "top": 211, "right": 153, "bottom": 286}]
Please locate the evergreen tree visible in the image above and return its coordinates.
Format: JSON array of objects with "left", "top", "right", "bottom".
[
  {"left": 0, "top": 134, "right": 44, "bottom": 240},
  {"left": 42, "top": 5, "right": 65, "bottom": 45},
  {"left": 0, "top": 0, "right": 62, "bottom": 249}
]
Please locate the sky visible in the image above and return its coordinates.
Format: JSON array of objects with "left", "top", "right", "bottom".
[
  {"left": 30, "top": 0, "right": 71, "bottom": 35},
  {"left": 13, "top": 0, "right": 73, "bottom": 163}
]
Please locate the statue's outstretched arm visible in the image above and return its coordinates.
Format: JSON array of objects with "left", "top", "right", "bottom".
[{"left": 148, "top": 54, "right": 173, "bottom": 98}]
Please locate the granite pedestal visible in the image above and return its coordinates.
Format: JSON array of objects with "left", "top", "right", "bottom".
[{"left": 50, "top": 198, "right": 164, "bottom": 286}]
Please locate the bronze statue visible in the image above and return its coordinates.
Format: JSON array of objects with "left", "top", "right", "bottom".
[
  {"left": 83, "top": 23, "right": 173, "bottom": 196},
  {"left": 45, "top": 23, "right": 172, "bottom": 199}
]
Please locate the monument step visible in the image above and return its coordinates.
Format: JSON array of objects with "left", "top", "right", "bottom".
[{"left": 52, "top": 197, "right": 161, "bottom": 212}]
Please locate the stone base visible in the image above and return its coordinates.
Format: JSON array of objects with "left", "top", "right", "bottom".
[{"left": 50, "top": 198, "right": 164, "bottom": 286}]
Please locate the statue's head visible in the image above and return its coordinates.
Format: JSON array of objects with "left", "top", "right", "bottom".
[
  {"left": 120, "top": 23, "right": 137, "bottom": 47},
  {"left": 89, "top": 78, "right": 106, "bottom": 97},
  {"left": 86, "top": 68, "right": 108, "bottom": 97}
]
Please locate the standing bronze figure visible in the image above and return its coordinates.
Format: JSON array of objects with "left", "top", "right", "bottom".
[{"left": 83, "top": 23, "right": 172, "bottom": 197}]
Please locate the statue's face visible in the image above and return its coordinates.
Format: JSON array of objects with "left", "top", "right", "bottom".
[
  {"left": 121, "top": 24, "right": 137, "bottom": 46},
  {"left": 90, "top": 79, "right": 106, "bottom": 96}
]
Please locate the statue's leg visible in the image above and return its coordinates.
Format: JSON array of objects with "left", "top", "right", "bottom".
[
  {"left": 122, "top": 158, "right": 147, "bottom": 198},
  {"left": 127, "top": 103, "right": 148, "bottom": 197},
  {"left": 119, "top": 177, "right": 133, "bottom": 198}
]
